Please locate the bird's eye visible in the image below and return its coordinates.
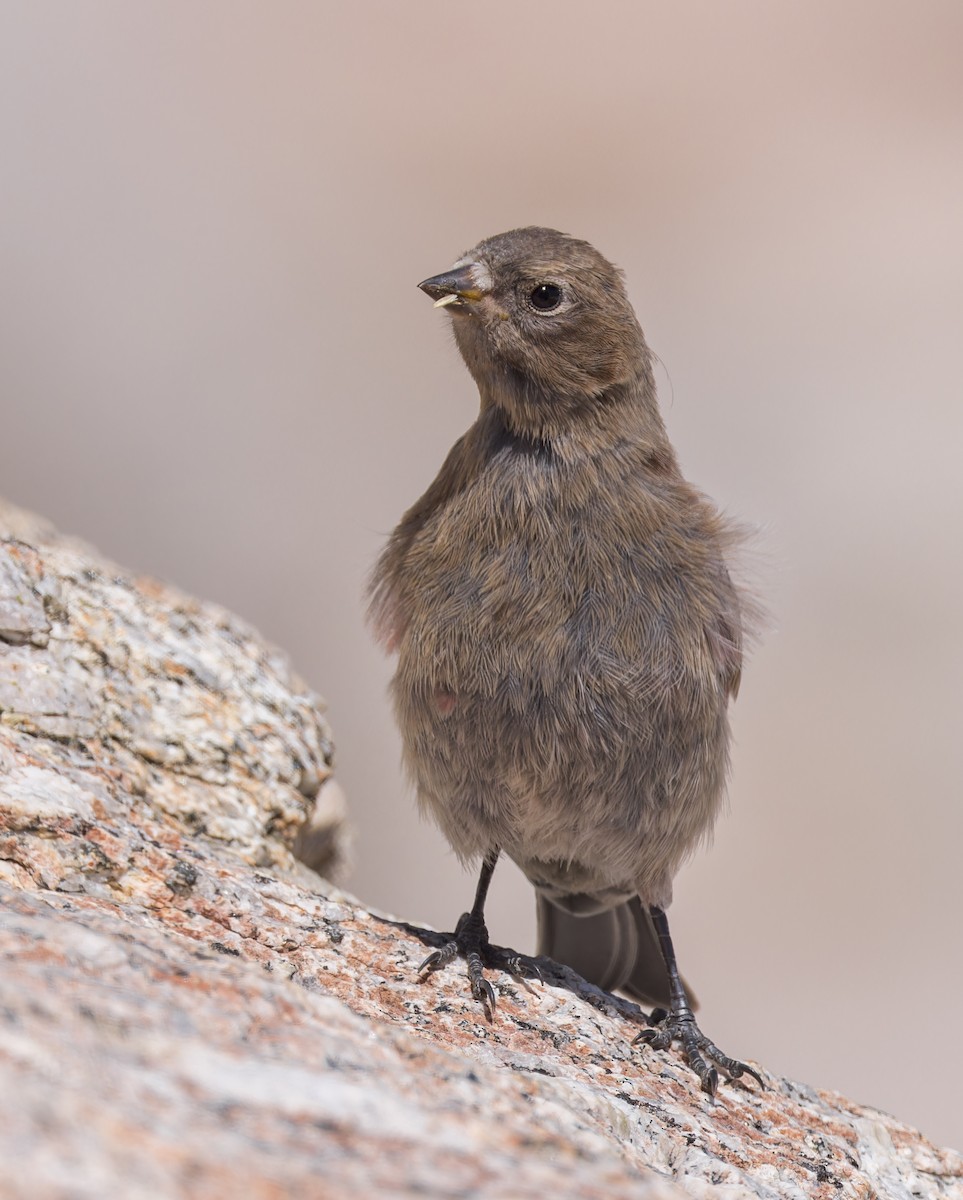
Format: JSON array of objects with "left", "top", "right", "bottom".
[{"left": 528, "top": 283, "right": 563, "bottom": 312}]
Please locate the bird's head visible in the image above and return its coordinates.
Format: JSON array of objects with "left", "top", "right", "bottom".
[{"left": 419, "top": 227, "right": 653, "bottom": 438}]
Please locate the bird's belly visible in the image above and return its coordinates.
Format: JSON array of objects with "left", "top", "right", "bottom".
[{"left": 392, "top": 580, "right": 728, "bottom": 895}]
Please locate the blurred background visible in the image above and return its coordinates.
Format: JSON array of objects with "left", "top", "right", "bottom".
[{"left": 1, "top": 0, "right": 960, "bottom": 1151}]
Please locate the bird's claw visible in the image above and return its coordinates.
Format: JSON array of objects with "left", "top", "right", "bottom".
[
  {"left": 467, "top": 951, "right": 497, "bottom": 1020},
  {"left": 417, "top": 912, "right": 499, "bottom": 1021},
  {"left": 633, "top": 1010, "right": 764, "bottom": 1096},
  {"left": 489, "top": 948, "right": 542, "bottom": 994},
  {"left": 417, "top": 938, "right": 459, "bottom": 977},
  {"left": 505, "top": 955, "right": 541, "bottom": 994},
  {"left": 416, "top": 919, "right": 538, "bottom": 1021}
]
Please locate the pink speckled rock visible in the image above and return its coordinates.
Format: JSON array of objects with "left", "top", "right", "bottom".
[{"left": 1, "top": 499, "right": 959, "bottom": 1200}]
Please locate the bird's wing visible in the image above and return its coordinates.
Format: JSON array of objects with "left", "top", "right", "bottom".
[{"left": 366, "top": 426, "right": 480, "bottom": 652}]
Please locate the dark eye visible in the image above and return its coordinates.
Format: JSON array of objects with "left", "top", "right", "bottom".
[{"left": 529, "top": 283, "right": 563, "bottom": 312}]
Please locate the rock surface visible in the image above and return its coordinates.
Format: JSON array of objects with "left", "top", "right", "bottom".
[{"left": 1, "top": 499, "right": 960, "bottom": 1200}]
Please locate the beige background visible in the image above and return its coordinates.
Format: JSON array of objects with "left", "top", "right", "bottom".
[{"left": 1, "top": 1, "right": 960, "bottom": 1151}]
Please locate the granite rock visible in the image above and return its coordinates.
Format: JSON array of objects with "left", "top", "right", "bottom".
[{"left": 1, "top": 499, "right": 959, "bottom": 1200}]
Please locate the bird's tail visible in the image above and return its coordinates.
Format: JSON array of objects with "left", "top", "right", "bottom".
[{"left": 535, "top": 893, "right": 697, "bottom": 1010}]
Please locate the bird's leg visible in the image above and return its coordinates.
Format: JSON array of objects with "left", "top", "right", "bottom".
[
  {"left": 418, "top": 849, "right": 538, "bottom": 1019},
  {"left": 633, "top": 906, "right": 764, "bottom": 1095},
  {"left": 418, "top": 850, "right": 499, "bottom": 1018}
]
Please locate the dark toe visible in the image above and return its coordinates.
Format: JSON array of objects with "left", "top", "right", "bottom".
[
  {"left": 417, "top": 939, "right": 458, "bottom": 977},
  {"left": 470, "top": 973, "right": 497, "bottom": 1021},
  {"left": 632, "top": 1010, "right": 762, "bottom": 1095},
  {"left": 700, "top": 1065, "right": 719, "bottom": 1097},
  {"left": 728, "top": 1061, "right": 766, "bottom": 1090}
]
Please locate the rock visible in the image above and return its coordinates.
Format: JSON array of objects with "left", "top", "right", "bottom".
[
  {"left": 0, "top": 499, "right": 341, "bottom": 877},
  {"left": 1, "top": 498, "right": 960, "bottom": 1199}
]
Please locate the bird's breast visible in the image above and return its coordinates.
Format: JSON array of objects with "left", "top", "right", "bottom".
[{"left": 394, "top": 452, "right": 721, "bottom": 710}]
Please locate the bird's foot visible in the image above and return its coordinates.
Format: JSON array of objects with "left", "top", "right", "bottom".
[
  {"left": 633, "top": 1006, "right": 764, "bottom": 1096},
  {"left": 417, "top": 912, "right": 541, "bottom": 1021}
]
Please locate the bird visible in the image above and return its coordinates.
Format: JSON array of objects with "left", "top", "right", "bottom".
[{"left": 368, "top": 226, "right": 763, "bottom": 1094}]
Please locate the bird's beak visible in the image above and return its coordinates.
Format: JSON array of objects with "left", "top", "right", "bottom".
[{"left": 417, "top": 263, "right": 487, "bottom": 309}]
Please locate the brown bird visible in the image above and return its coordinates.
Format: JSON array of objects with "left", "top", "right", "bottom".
[{"left": 368, "top": 226, "right": 763, "bottom": 1094}]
